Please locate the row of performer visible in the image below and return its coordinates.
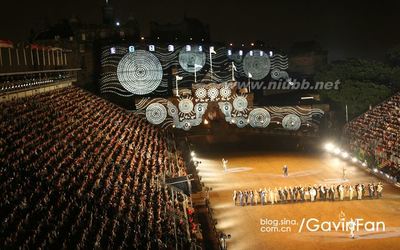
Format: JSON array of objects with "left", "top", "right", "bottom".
[{"left": 232, "top": 183, "right": 384, "bottom": 206}]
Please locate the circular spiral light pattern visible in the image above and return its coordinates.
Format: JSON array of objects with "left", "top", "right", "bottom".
[
  {"left": 145, "top": 103, "right": 167, "bottom": 125},
  {"left": 249, "top": 108, "right": 271, "bottom": 128},
  {"left": 117, "top": 50, "right": 163, "bottom": 95}
]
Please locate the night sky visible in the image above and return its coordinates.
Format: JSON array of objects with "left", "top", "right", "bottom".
[{"left": 1, "top": 0, "right": 399, "bottom": 61}]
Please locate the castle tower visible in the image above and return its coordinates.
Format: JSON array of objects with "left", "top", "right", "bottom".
[{"left": 102, "top": 0, "right": 115, "bottom": 25}]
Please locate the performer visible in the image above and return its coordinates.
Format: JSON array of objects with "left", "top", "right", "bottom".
[
  {"left": 278, "top": 187, "right": 284, "bottom": 203},
  {"left": 250, "top": 191, "right": 254, "bottom": 205},
  {"left": 283, "top": 187, "right": 289, "bottom": 202},
  {"left": 282, "top": 165, "right": 288, "bottom": 176},
  {"left": 289, "top": 187, "right": 295, "bottom": 203},
  {"left": 254, "top": 189, "right": 259, "bottom": 205},
  {"left": 349, "top": 185, "right": 354, "bottom": 200},
  {"left": 361, "top": 184, "right": 366, "bottom": 198},
  {"left": 233, "top": 190, "right": 237, "bottom": 205},
  {"left": 269, "top": 188, "right": 275, "bottom": 205},
  {"left": 243, "top": 190, "right": 249, "bottom": 206},
  {"left": 348, "top": 219, "right": 356, "bottom": 239},
  {"left": 293, "top": 186, "right": 299, "bottom": 202},
  {"left": 368, "top": 183, "right": 374, "bottom": 199},
  {"left": 274, "top": 188, "right": 279, "bottom": 204},
  {"left": 373, "top": 183, "right": 378, "bottom": 197},
  {"left": 310, "top": 186, "right": 317, "bottom": 202},
  {"left": 324, "top": 185, "right": 329, "bottom": 201},
  {"left": 319, "top": 185, "right": 324, "bottom": 201},
  {"left": 339, "top": 184, "right": 345, "bottom": 201},
  {"left": 260, "top": 189, "right": 265, "bottom": 205},
  {"left": 239, "top": 191, "right": 244, "bottom": 206},
  {"left": 377, "top": 182, "right": 383, "bottom": 198},
  {"left": 222, "top": 158, "right": 228, "bottom": 171},
  {"left": 357, "top": 184, "right": 363, "bottom": 200},
  {"left": 330, "top": 185, "right": 336, "bottom": 201},
  {"left": 299, "top": 186, "right": 305, "bottom": 202}
]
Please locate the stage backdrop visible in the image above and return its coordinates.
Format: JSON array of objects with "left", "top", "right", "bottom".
[{"left": 99, "top": 44, "right": 289, "bottom": 97}]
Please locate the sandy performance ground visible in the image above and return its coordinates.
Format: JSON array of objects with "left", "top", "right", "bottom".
[{"left": 193, "top": 142, "right": 400, "bottom": 250}]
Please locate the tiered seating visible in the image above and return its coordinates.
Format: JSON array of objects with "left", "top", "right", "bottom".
[
  {"left": 0, "top": 72, "right": 73, "bottom": 94},
  {"left": 344, "top": 92, "right": 400, "bottom": 180},
  {"left": 0, "top": 86, "right": 195, "bottom": 249}
]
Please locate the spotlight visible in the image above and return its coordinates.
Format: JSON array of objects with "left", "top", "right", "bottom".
[
  {"left": 324, "top": 143, "right": 334, "bottom": 151},
  {"left": 191, "top": 151, "right": 195, "bottom": 157},
  {"left": 141, "top": 36, "right": 145, "bottom": 40},
  {"left": 351, "top": 157, "right": 357, "bottom": 163},
  {"left": 334, "top": 148, "right": 341, "bottom": 155},
  {"left": 341, "top": 152, "right": 349, "bottom": 158},
  {"left": 373, "top": 168, "right": 378, "bottom": 173},
  {"left": 362, "top": 162, "right": 367, "bottom": 167},
  {"left": 116, "top": 21, "right": 120, "bottom": 26},
  {"left": 204, "top": 119, "right": 209, "bottom": 125}
]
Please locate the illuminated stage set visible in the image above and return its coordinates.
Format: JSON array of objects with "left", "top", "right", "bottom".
[
  {"left": 97, "top": 43, "right": 400, "bottom": 250},
  {"left": 100, "top": 44, "right": 324, "bottom": 131}
]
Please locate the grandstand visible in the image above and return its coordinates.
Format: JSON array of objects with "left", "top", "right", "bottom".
[
  {"left": 0, "top": 86, "right": 199, "bottom": 249},
  {"left": 344, "top": 92, "right": 400, "bottom": 181}
]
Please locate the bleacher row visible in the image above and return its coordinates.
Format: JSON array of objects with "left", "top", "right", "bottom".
[
  {"left": 0, "top": 72, "right": 74, "bottom": 94},
  {"left": 0, "top": 86, "right": 197, "bottom": 249},
  {"left": 344, "top": 92, "right": 400, "bottom": 180}
]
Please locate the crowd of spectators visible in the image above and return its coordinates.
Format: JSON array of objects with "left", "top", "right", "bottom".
[
  {"left": 344, "top": 92, "right": 400, "bottom": 181},
  {"left": 0, "top": 86, "right": 197, "bottom": 249}
]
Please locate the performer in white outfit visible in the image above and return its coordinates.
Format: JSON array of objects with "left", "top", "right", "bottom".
[
  {"left": 357, "top": 184, "right": 363, "bottom": 200},
  {"left": 254, "top": 190, "right": 259, "bottom": 205},
  {"left": 269, "top": 188, "right": 275, "bottom": 205},
  {"left": 222, "top": 158, "right": 228, "bottom": 171},
  {"left": 339, "top": 185, "right": 344, "bottom": 201},
  {"left": 310, "top": 187, "right": 317, "bottom": 202},
  {"left": 349, "top": 185, "right": 354, "bottom": 200},
  {"left": 348, "top": 219, "right": 356, "bottom": 239}
]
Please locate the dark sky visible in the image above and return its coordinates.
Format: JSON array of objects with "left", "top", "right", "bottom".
[{"left": 1, "top": 0, "right": 399, "bottom": 61}]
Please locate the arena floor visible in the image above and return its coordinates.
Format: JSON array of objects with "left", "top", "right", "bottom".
[{"left": 192, "top": 137, "right": 400, "bottom": 250}]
